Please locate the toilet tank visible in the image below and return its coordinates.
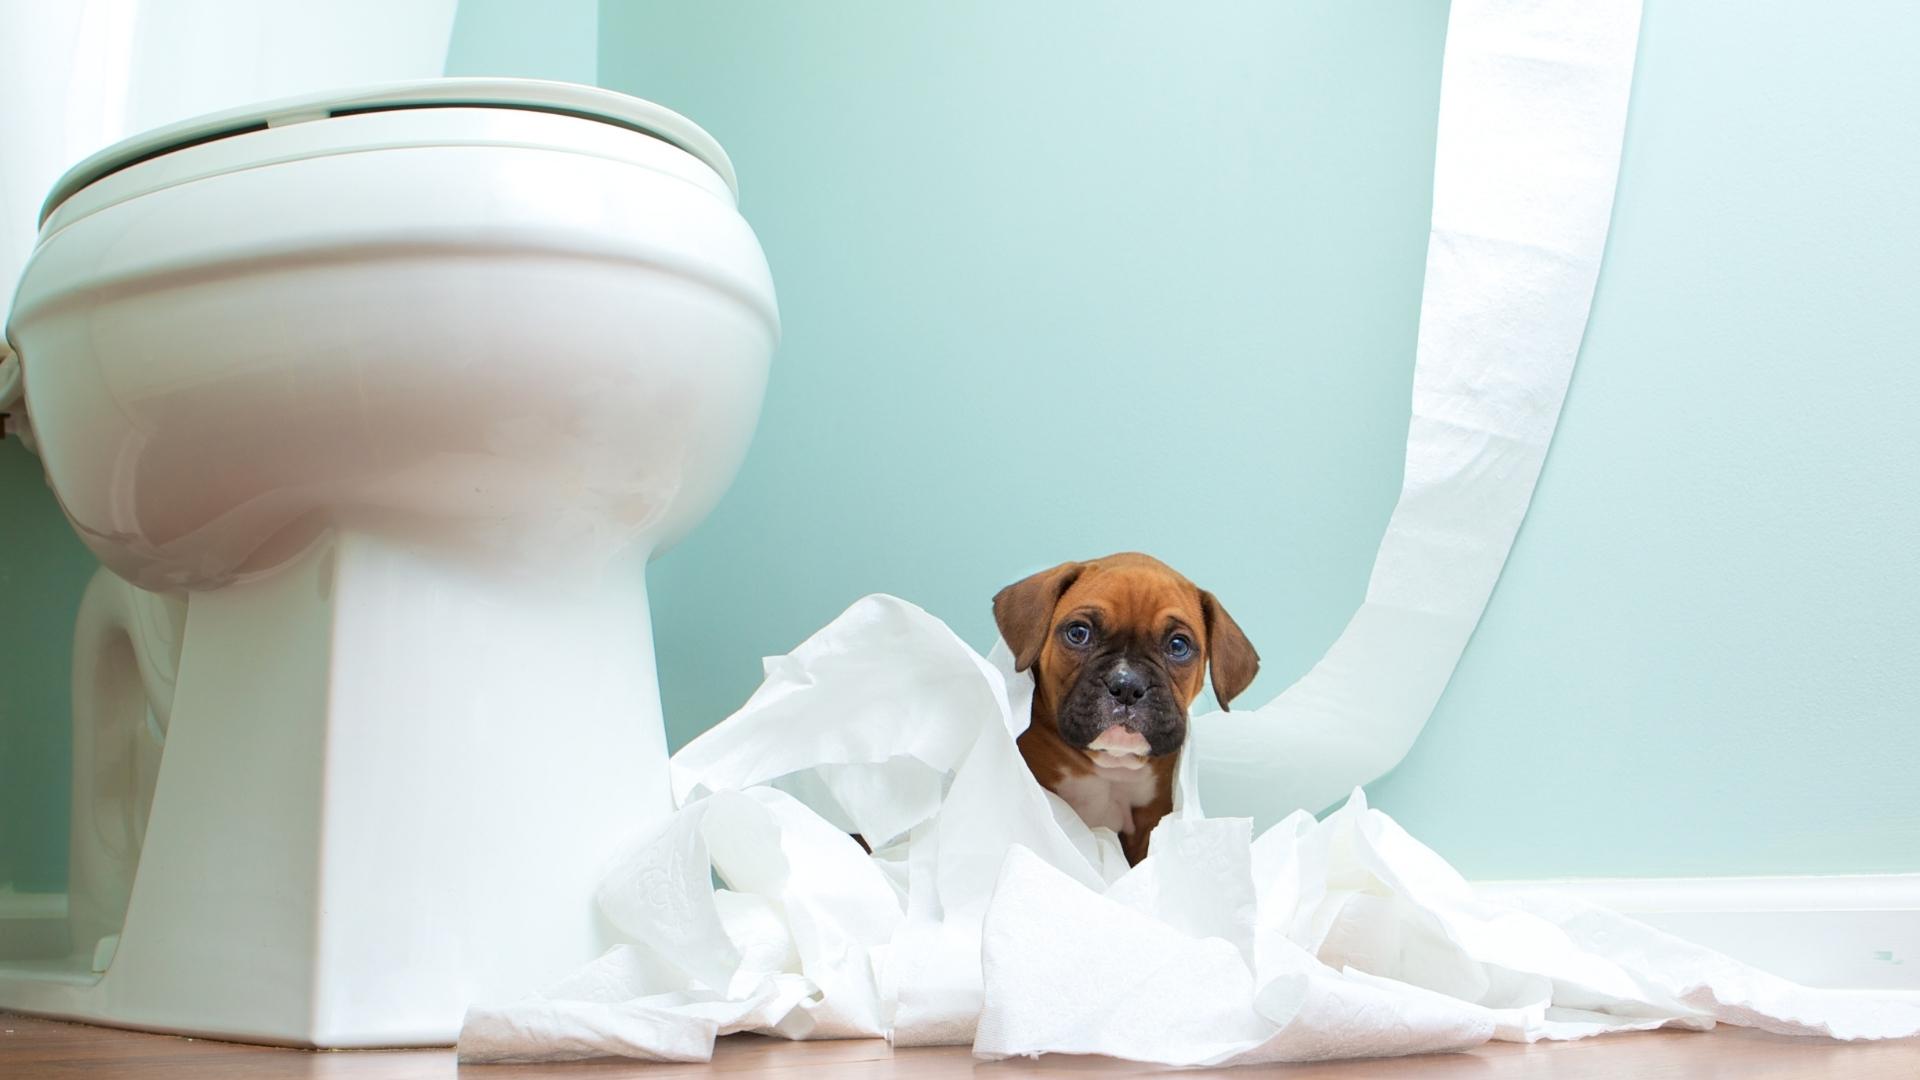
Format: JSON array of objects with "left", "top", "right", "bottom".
[{"left": 0, "top": 0, "right": 459, "bottom": 320}]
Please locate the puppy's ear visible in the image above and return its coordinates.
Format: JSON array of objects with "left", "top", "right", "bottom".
[
  {"left": 1200, "top": 590, "right": 1259, "bottom": 710},
  {"left": 992, "top": 561, "right": 1083, "bottom": 672}
]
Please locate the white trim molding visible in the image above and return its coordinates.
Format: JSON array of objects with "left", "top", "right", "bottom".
[
  {"left": 0, "top": 887, "right": 68, "bottom": 962},
  {"left": 8, "top": 876, "right": 1915, "bottom": 999},
  {"left": 1476, "top": 874, "right": 1920, "bottom": 991}
]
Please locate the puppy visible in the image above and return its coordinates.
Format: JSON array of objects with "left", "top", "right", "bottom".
[{"left": 993, "top": 552, "right": 1259, "bottom": 865}]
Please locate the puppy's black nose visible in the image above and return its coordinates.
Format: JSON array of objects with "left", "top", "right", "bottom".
[{"left": 1104, "top": 661, "right": 1148, "bottom": 705}]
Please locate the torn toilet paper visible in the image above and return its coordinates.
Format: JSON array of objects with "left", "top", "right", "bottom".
[{"left": 457, "top": 595, "right": 1920, "bottom": 1066}]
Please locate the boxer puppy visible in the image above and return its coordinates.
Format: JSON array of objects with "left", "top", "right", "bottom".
[{"left": 993, "top": 553, "right": 1259, "bottom": 865}]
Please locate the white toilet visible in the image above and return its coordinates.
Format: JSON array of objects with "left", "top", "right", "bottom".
[{"left": 0, "top": 79, "right": 777, "bottom": 1046}]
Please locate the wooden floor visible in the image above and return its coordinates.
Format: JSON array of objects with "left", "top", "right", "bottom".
[{"left": 3, "top": 1012, "right": 1916, "bottom": 1078}]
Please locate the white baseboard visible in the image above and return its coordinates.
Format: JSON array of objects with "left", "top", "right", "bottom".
[
  {"left": 7, "top": 878, "right": 1916, "bottom": 992},
  {"left": 1475, "top": 873, "right": 1920, "bottom": 991},
  {"left": 0, "top": 888, "right": 68, "bottom": 961}
]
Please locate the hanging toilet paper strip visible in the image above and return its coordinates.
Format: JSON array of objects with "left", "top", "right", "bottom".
[
  {"left": 457, "top": 596, "right": 1920, "bottom": 1066},
  {"left": 1191, "top": 0, "right": 1648, "bottom": 821}
]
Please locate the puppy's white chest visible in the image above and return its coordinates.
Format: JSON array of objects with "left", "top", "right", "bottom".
[{"left": 1053, "top": 762, "right": 1159, "bottom": 836}]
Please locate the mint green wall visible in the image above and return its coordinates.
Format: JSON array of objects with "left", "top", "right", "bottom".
[
  {"left": 445, "top": 0, "right": 598, "bottom": 83},
  {"left": 603, "top": 0, "right": 1441, "bottom": 749},
  {"left": 606, "top": 0, "right": 1920, "bottom": 878},
  {"left": 2, "top": 0, "right": 1912, "bottom": 892},
  {"left": 1363, "top": 0, "right": 1920, "bottom": 877}
]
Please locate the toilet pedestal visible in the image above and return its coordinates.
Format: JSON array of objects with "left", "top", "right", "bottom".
[{"left": 0, "top": 529, "right": 671, "bottom": 1046}]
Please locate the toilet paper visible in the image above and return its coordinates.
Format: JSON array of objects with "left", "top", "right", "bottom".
[
  {"left": 449, "top": 0, "right": 1913, "bottom": 1064},
  {"left": 456, "top": 595, "right": 1920, "bottom": 1065},
  {"left": 1193, "top": 0, "right": 1650, "bottom": 822}
]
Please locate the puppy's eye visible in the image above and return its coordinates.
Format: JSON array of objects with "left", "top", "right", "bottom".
[
  {"left": 1062, "top": 621, "right": 1093, "bottom": 648},
  {"left": 1166, "top": 634, "right": 1194, "bottom": 661}
]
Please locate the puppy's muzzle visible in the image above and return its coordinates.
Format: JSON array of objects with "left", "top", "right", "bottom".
[{"left": 1061, "top": 657, "right": 1184, "bottom": 768}]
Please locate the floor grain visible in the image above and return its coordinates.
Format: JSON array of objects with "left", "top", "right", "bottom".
[{"left": 2, "top": 1012, "right": 1916, "bottom": 1078}]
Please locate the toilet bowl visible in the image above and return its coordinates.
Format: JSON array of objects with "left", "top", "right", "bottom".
[{"left": 0, "top": 78, "right": 777, "bottom": 1046}]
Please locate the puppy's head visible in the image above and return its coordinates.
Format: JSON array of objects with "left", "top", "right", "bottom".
[{"left": 993, "top": 553, "right": 1259, "bottom": 769}]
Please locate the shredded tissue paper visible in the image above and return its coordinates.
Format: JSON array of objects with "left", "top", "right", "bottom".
[
  {"left": 456, "top": 0, "right": 1920, "bottom": 1065},
  {"left": 459, "top": 596, "right": 1920, "bottom": 1065}
]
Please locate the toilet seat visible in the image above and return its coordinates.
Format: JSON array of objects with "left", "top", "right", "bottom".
[{"left": 39, "top": 77, "right": 740, "bottom": 231}]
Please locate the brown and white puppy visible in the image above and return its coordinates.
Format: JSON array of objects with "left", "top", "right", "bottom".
[{"left": 993, "top": 552, "right": 1259, "bottom": 865}]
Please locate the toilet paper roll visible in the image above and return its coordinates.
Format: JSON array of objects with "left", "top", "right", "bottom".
[{"left": 1192, "top": 0, "right": 1649, "bottom": 822}]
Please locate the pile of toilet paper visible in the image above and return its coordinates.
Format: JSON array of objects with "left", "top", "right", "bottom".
[{"left": 458, "top": 595, "right": 1920, "bottom": 1065}]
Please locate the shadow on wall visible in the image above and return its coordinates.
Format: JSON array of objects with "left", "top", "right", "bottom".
[{"left": 0, "top": 442, "right": 95, "bottom": 893}]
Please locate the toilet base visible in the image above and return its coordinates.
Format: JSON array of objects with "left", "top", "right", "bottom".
[{"left": 0, "top": 530, "right": 672, "bottom": 1046}]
